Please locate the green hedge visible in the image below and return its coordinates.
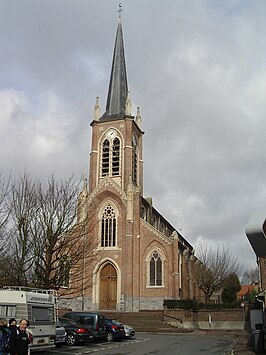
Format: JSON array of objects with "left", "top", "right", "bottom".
[{"left": 163, "top": 299, "right": 241, "bottom": 310}]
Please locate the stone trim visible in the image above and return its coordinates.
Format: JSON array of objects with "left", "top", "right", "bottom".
[
  {"left": 141, "top": 219, "right": 173, "bottom": 245},
  {"left": 87, "top": 176, "right": 127, "bottom": 205}
]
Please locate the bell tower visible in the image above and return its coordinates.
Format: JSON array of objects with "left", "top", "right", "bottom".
[{"left": 88, "top": 21, "right": 144, "bottom": 196}]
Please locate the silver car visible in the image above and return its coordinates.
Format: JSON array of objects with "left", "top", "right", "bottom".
[
  {"left": 123, "top": 324, "right": 135, "bottom": 339},
  {"left": 55, "top": 324, "right": 67, "bottom": 346}
]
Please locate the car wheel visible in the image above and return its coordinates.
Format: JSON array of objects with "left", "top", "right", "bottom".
[
  {"left": 66, "top": 334, "right": 76, "bottom": 346},
  {"left": 106, "top": 332, "right": 114, "bottom": 342}
]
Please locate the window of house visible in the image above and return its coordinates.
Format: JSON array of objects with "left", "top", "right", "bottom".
[
  {"left": 149, "top": 251, "right": 162, "bottom": 286},
  {"left": 132, "top": 135, "right": 138, "bottom": 185},
  {"left": 101, "top": 204, "right": 117, "bottom": 247},
  {"left": 101, "top": 134, "right": 121, "bottom": 177}
]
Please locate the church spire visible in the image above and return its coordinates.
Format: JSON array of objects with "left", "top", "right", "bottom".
[{"left": 100, "top": 21, "right": 129, "bottom": 121}]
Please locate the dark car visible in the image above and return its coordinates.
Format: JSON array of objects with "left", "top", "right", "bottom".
[
  {"left": 58, "top": 317, "right": 93, "bottom": 346},
  {"left": 63, "top": 312, "right": 106, "bottom": 341},
  {"left": 104, "top": 318, "right": 125, "bottom": 342}
]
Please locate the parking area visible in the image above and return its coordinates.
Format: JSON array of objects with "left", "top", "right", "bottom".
[
  {"left": 32, "top": 332, "right": 237, "bottom": 355},
  {"left": 32, "top": 337, "right": 146, "bottom": 354}
]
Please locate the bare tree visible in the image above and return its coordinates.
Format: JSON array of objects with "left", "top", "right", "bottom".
[
  {"left": 5, "top": 173, "right": 37, "bottom": 285},
  {"left": 31, "top": 175, "right": 98, "bottom": 297},
  {"left": 194, "top": 243, "right": 241, "bottom": 303},
  {"left": 2, "top": 173, "right": 98, "bottom": 301},
  {"left": 57, "top": 181, "right": 99, "bottom": 302},
  {"left": 0, "top": 170, "right": 11, "bottom": 238},
  {"left": 0, "top": 171, "right": 10, "bottom": 285},
  {"left": 30, "top": 175, "right": 81, "bottom": 289},
  {"left": 57, "top": 210, "right": 99, "bottom": 302},
  {"left": 0, "top": 171, "right": 12, "bottom": 286}
]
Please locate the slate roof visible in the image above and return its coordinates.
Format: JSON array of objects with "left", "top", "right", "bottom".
[{"left": 100, "top": 23, "right": 128, "bottom": 121}]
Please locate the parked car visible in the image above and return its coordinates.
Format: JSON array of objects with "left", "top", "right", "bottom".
[
  {"left": 123, "top": 323, "right": 135, "bottom": 339},
  {"left": 55, "top": 323, "right": 66, "bottom": 346},
  {"left": 104, "top": 318, "right": 125, "bottom": 342},
  {"left": 58, "top": 317, "right": 93, "bottom": 346},
  {"left": 63, "top": 311, "right": 106, "bottom": 341}
]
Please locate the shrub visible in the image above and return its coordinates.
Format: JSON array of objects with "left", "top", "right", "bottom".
[{"left": 163, "top": 299, "right": 241, "bottom": 310}]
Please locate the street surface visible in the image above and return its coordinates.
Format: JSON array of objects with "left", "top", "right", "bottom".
[{"left": 33, "top": 332, "right": 235, "bottom": 355}]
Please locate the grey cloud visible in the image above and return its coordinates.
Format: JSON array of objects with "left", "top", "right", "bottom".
[{"left": 1, "top": 0, "right": 266, "bottom": 272}]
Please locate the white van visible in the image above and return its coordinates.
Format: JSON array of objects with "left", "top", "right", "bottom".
[{"left": 0, "top": 286, "right": 56, "bottom": 351}]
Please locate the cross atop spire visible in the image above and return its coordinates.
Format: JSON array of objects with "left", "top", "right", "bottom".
[{"left": 117, "top": 3, "right": 123, "bottom": 22}]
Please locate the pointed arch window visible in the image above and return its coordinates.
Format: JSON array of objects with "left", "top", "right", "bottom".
[
  {"left": 101, "top": 139, "right": 110, "bottom": 176},
  {"left": 178, "top": 250, "right": 183, "bottom": 287},
  {"left": 149, "top": 251, "right": 163, "bottom": 286},
  {"left": 152, "top": 215, "right": 157, "bottom": 228},
  {"left": 140, "top": 206, "right": 146, "bottom": 220},
  {"left": 101, "top": 134, "right": 121, "bottom": 177},
  {"left": 132, "top": 135, "right": 138, "bottom": 185},
  {"left": 101, "top": 204, "right": 117, "bottom": 247},
  {"left": 112, "top": 137, "right": 120, "bottom": 176}
]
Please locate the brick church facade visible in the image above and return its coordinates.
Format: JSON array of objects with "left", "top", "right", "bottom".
[{"left": 59, "top": 22, "right": 203, "bottom": 311}]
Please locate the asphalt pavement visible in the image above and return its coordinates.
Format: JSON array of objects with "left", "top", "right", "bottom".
[
  {"left": 191, "top": 329, "right": 255, "bottom": 354},
  {"left": 30, "top": 330, "right": 257, "bottom": 355}
]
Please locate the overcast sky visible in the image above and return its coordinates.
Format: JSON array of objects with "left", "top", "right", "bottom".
[{"left": 1, "top": 0, "right": 265, "bottom": 273}]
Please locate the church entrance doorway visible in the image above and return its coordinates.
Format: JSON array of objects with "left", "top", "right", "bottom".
[{"left": 99, "top": 263, "right": 117, "bottom": 310}]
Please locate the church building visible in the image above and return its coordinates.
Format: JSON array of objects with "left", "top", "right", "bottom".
[{"left": 60, "top": 21, "right": 203, "bottom": 312}]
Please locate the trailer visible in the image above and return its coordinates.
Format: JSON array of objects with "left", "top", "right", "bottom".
[{"left": 0, "top": 286, "right": 56, "bottom": 351}]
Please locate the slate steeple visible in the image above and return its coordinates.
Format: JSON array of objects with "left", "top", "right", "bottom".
[{"left": 100, "top": 22, "right": 129, "bottom": 121}]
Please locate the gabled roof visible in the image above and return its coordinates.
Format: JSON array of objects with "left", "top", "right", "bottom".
[{"left": 100, "top": 23, "right": 128, "bottom": 121}]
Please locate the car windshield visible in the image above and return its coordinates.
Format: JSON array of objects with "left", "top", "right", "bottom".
[
  {"left": 59, "top": 318, "right": 82, "bottom": 327},
  {"left": 67, "top": 315, "right": 94, "bottom": 325}
]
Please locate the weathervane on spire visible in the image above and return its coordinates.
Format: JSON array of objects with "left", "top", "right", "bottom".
[{"left": 117, "top": 3, "right": 123, "bottom": 21}]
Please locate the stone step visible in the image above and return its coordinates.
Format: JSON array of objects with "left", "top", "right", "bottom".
[{"left": 100, "top": 310, "right": 183, "bottom": 333}]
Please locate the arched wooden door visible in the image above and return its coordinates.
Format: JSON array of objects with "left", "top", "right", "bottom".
[{"left": 99, "top": 264, "right": 117, "bottom": 310}]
